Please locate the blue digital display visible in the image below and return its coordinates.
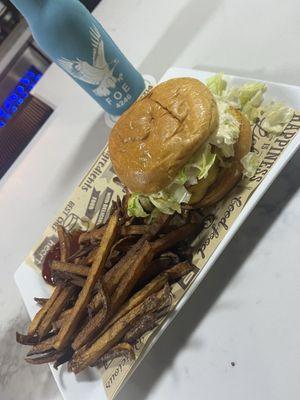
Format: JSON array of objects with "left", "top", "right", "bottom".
[{"left": 0, "top": 66, "right": 43, "bottom": 128}]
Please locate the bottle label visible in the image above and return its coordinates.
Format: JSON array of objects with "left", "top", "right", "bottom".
[{"left": 57, "top": 25, "right": 133, "bottom": 111}]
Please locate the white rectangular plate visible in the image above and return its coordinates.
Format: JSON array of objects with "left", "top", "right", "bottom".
[{"left": 15, "top": 67, "right": 300, "bottom": 400}]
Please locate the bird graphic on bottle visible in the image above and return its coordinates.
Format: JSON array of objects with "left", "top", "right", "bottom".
[
  {"left": 10, "top": 0, "right": 145, "bottom": 115},
  {"left": 58, "top": 25, "right": 122, "bottom": 98}
]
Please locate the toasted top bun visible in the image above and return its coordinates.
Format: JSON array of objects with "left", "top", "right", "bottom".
[
  {"left": 196, "top": 108, "right": 252, "bottom": 207},
  {"left": 109, "top": 78, "right": 219, "bottom": 194}
]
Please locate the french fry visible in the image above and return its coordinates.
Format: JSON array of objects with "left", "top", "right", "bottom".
[
  {"left": 79, "top": 213, "right": 169, "bottom": 245},
  {"left": 79, "top": 225, "right": 106, "bottom": 244},
  {"left": 51, "top": 261, "right": 90, "bottom": 277},
  {"left": 110, "top": 241, "right": 154, "bottom": 315},
  {"left": 59, "top": 308, "right": 73, "bottom": 320},
  {"left": 147, "top": 213, "right": 172, "bottom": 238},
  {"left": 93, "top": 342, "right": 135, "bottom": 367},
  {"left": 68, "top": 285, "right": 169, "bottom": 373},
  {"left": 107, "top": 273, "right": 168, "bottom": 329},
  {"left": 87, "top": 284, "right": 107, "bottom": 318},
  {"left": 34, "top": 297, "right": 49, "bottom": 306},
  {"left": 160, "top": 251, "right": 180, "bottom": 264},
  {"left": 53, "top": 348, "right": 74, "bottom": 370},
  {"left": 72, "top": 285, "right": 109, "bottom": 350},
  {"left": 37, "top": 285, "right": 76, "bottom": 338},
  {"left": 25, "top": 350, "right": 65, "bottom": 365},
  {"left": 188, "top": 210, "right": 203, "bottom": 224},
  {"left": 104, "top": 250, "right": 124, "bottom": 271},
  {"left": 151, "top": 223, "right": 199, "bottom": 254},
  {"left": 16, "top": 332, "right": 53, "bottom": 346},
  {"left": 79, "top": 225, "right": 151, "bottom": 245},
  {"left": 123, "top": 314, "right": 158, "bottom": 344},
  {"left": 88, "top": 243, "right": 173, "bottom": 317},
  {"left": 153, "top": 303, "right": 172, "bottom": 320},
  {"left": 54, "top": 212, "right": 119, "bottom": 351},
  {"left": 175, "top": 242, "right": 194, "bottom": 261},
  {"left": 26, "top": 336, "right": 56, "bottom": 356},
  {"left": 78, "top": 217, "right": 169, "bottom": 300},
  {"left": 110, "top": 236, "right": 138, "bottom": 255},
  {"left": 137, "top": 253, "right": 179, "bottom": 286},
  {"left": 84, "top": 247, "right": 98, "bottom": 265},
  {"left": 87, "top": 291, "right": 103, "bottom": 316},
  {"left": 116, "top": 195, "right": 122, "bottom": 211},
  {"left": 67, "top": 243, "right": 97, "bottom": 263},
  {"left": 74, "top": 256, "right": 86, "bottom": 265},
  {"left": 121, "top": 225, "right": 150, "bottom": 236},
  {"left": 52, "top": 271, "right": 86, "bottom": 288},
  {"left": 124, "top": 216, "right": 135, "bottom": 226},
  {"left": 52, "top": 320, "right": 62, "bottom": 333},
  {"left": 69, "top": 275, "right": 85, "bottom": 288},
  {"left": 52, "top": 308, "right": 74, "bottom": 333},
  {"left": 28, "top": 286, "right": 62, "bottom": 336},
  {"left": 121, "top": 191, "right": 130, "bottom": 214},
  {"left": 165, "top": 261, "right": 193, "bottom": 282},
  {"left": 57, "top": 226, "right": 71, "bottom": 262},
  {"left": 103, "top": 237, "right": 148, "bottom": 295}
]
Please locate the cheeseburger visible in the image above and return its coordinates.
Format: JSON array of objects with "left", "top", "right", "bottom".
[{"left": 108, "top": 77, "right": 253, "bottom": 217}]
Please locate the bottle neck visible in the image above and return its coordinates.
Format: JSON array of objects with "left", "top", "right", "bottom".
[{"left": 10, "top": 0, "right": 42, "bottom": 20}]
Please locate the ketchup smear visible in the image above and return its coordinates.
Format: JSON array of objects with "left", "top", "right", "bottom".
[{"left": 42, "top": 230, "right": 82, "bottom": 285}]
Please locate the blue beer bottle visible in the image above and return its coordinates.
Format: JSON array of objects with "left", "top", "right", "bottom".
[{"left": 11, "top": 0, "right": 145, "bottom": 115}]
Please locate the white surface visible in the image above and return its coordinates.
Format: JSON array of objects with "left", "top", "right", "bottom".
[
  {"left": 1, "top": 0, "right": 300, "bottom": 399},
  {"left": 15, "top": 67, "right": 300, "bottom": 400}
]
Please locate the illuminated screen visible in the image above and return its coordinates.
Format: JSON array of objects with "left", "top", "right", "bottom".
[{"left": 0, "top": 66, "right": 43, "bottom": 128}]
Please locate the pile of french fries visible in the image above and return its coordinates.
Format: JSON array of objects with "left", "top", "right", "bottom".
[{"left": 17, "top": 197, "right": 202, "bottom": 373}]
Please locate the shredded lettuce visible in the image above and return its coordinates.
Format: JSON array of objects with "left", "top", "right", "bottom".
[
  {"left": 148, "top": 143, "right": 217, "bottom": 214},
  {"left": 225, "top": 82, "right": 267, "bottom": 122},
  {"left": 239, "top": 82, "right": 266, "bottom": 108},
  {"left": 149, "top": 183, "right": 191, "bottom": 215},
  {"left": 127, "top": 194, "right": 149, "bottom": 217},
  {"left": 239, "top": 82, "right": 266, "bottom": 122},
  {"left": 207, "top": 74, "right": 294, "bottom": 135},
  {"left": 241, "top": 151, "right": 259, "bottom": 178},
  {"left": 189, "top": 143, "right": 217, "bottom": 180},
  {"left": 206, "top": 73, "right": 227, "bottom": 96},
  {"left": 223, "top": 86, "right": 240, "bottom": 108},
  {"left": 209, "top": 99, "right": 240, "bottom": 157},
  {"left": 173, "top": 168, "right": 188, "bottom": 185},
  {"left": 261, "top": 101, "right": 294, "bottom": 135}
]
